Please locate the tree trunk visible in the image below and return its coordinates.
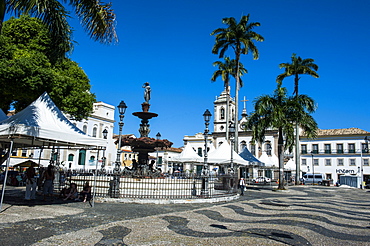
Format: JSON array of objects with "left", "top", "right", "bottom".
[
  {"left": 294, "top": 74, "right": 300, "bottom": 185},
  {"left": 234, "top": 52, "right": 240, "bottom": 153},
  {"left": 278, "top": 127, "right": 285, "bottom": 189},
  {"left": 225, "top": 87, "right": 230, "bottom": 142}
]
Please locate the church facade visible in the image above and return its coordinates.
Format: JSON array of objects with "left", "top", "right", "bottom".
[{"left": 183, "top": 90, "right": 370, "bottom": 187}]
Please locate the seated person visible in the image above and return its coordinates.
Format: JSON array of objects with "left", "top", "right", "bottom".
[
  {"left": 80, "top": 181, "right": 91, "bottom": 203},
  {"left": 63, "top": 183, "right": 79, "bottom": 201}
]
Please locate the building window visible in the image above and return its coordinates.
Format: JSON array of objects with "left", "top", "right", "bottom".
[
  {"left": 337, "top": 144, "right": 343, "bottom": 154},
  {"left": 197, "top": 148, "right": 202, "bottom": 157},
  {"left": 302, "top": 159, "right": 307, "bottom": 165},
  {"left": 92, "top": 127, "right": 97, "bottom": 137},
  {"left": 265, "top": 142, "right": 272, "bottom": 156},
  {"left": 349, "top": 158, "right": 356, "bottom": 166},
  {"left": 250, "top": 144, "right": 256, "bottom": 156},
  {"left": 324, "top": 144, "right": 331, "bottom": 154},
  {"left": 158, "top": 157, "right": 163, "bottom": 164},
  {"left": 301, "top": 145, "right": 307, "bottom": 154},
  {"left": 364, "top": 159, "right": 369, "bottom": 166},
  {"left": 78, "top": 150, "right": 86, "bottom": 165},
  {"left": 362, "top": 143, "right": 369, "bottom": 153},
  {"left": 313, "top": 159, "right": 319, "bottom": 166},
  {"left": 348, "top": 144, "right": 355, "bottom": 153},
  {"left": 337, "top": 159, "right": 344, "bottom": 166},
  {"left": 325, "top": 159, "right": 331, "bottom": 166},
  {"left": 312, "top": 144, "right": 318, "bottom": 154},
  {"left": 326, "top": 173, "right": 332, "bottom": 180},
  {"left": 240, "top": 141, "right": 246, "bottom": 150},
  {"left": 68, "top": 154, "right": 74, "bottom": 161},
  {"left": 90, "top": 156, "right": 95, "bottom": 161},
  {"left": 220, "top": 108, "right": 225, "bottom": 120},
  {"left": 83, "top": 125, "right": 87, "bottom": 134},
  {"left": 21, "top": 149, "right": 27, "bottom": 157}
]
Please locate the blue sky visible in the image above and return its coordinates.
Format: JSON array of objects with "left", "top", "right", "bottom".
[{"left": 56, "top": 0, "right": 370, "bottom": 147}]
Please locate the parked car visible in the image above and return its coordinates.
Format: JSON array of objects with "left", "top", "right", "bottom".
[
  {"left": 302, "top": 173, "right": 324, "bottom": 185},
  {"left": 252, "top": 176, "right": 271, "bottom": 183}
]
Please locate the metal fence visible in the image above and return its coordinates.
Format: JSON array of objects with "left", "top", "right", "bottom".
[{"left": 54, "top": 169, "right": 238, "bottom": 200}]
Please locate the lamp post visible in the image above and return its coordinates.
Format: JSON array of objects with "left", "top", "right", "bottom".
[
  {"left": 229, "top": 122, "right": 235, "bottom": 174},
  {"left": 115, "top": 101, "right": 127, "bottom": 173},
  {"left": 156, "top": 132, "right": 161, "bottom": 166},
  {"left": 201, "top": 109, "right": 211, "bottom": 196},
  {"left": 101, "top": 129, "right": 108, "bottom": 172},
  {"left": 110, "top": 100, "right": 127, "bottom": 198},
  {"left": 311, "top": 151, "right": 314, "bottom": 185},
  {"left": 361, "top": 136, "right": 369, "bottom": 189}
]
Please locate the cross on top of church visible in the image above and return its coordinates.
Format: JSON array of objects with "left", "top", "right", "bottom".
[{"left": 241, "top": 96, "right": 249, "bottom": 111}]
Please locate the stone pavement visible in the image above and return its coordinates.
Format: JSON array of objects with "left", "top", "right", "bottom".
[{"left": 1, "top": 185, "right": 370, "bottom": 245}]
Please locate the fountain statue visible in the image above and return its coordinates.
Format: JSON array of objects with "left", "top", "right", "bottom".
[{"left": 120, "top": 82, "right": 172, "bottom": 176}]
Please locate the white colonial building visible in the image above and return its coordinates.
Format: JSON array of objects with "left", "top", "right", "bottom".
[
  {"left": 300, "top": 128, "right": 370, "bottom": 187},
  {"left": 182, "top": 90, "right": 370, "bottom": 187}
]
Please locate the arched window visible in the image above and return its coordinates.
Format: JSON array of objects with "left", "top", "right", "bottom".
[
  {"left": 250, "top": 143, "right": 256, "bottom": 156},
  {"left": 92, "top": 127, "right": 97, "bottom": 137},
  {"left": 68, "top": 154, "right": 74, "bottom": 161},
  {"left": 82, "top": 125, "right": 87, "bottom": 134},
  {"left": 265, "top": 142, "right": 272, "bottom": 156},
  {"left": 78, "top": 150, "right": 86, "bottom": 165},
  {"left": 90, "top": 156, "right": 95, "bottom": 161},
  {"left": 220, "top": 107, "right": 225, "bottom": 120},
  {"left": 240, "top": 140, "right": 247, "bottom": 150}
]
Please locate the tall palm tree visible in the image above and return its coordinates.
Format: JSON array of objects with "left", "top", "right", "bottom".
[
  {"left": 277, "top": 53, "right": 319, "bottom": 185},
  {"left": 211, "top": 57, "right": 247, "bottom": 141},
  {"left": 211, "top": 14, "right": 264, "bottom": 152},
  {"left": 245, "top": 84, "right": 318, "bottom": 190},
  {"left": 0, "top": 0, "right": 117, "bottom": 59}
]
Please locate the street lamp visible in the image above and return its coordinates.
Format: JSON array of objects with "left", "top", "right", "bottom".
[
  {"left": 156, "top": 132, "right": 161, "bottom": 166},
  {"left": 203, "top": 109, "right": 211, "bottom": 175},
  {"left": 110, "top": 100, "right": 127, "bottom": 198},
  {"left": 361, "top": 136, "right": 370, "bottom": 188},
  {"left": 311, "top": 151, "right": 315, "bottom": 185},
  {"left": 115, "top": 100, "right": 127, "bottom": 173},
  {"left": 101, "top": 129, "right": 108, "bottom": 172},
  {"left": 229, "top": 122, "right": 235, "bottom": 174},
  {"left": 201, "top": 109, "right": 211, "bottom": 196}
]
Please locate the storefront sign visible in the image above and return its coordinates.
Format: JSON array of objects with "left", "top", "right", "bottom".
[{"left": 336, "top": 169, "right": 356, "bottom": 174}]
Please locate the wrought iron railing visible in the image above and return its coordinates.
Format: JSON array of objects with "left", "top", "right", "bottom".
[{"left": 53, "top": 169, "right": 238, "bottom": 200}]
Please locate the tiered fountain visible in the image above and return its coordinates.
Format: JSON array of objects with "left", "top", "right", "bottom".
[{"left": 120, "top": 82, "right": 172, "bottom": 172}]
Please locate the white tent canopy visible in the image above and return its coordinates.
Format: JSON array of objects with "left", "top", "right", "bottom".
[
  {"left": 258, "top": 152, "right": 276, "bottom": 167},
  {"left": 285, "top": 158, "right": 295, "bottom": 170},
  {"left": 0, "top": 92, "right": 106, "bottom": 148},
  {"left": 207, "top": 141, "right": 249, "bottom": 165},
  {"left": 0, "top": 109, "right": 7, "bottom": 122},
  {"left": 172, "top": 143, "right": 203, "bottom": 163}
]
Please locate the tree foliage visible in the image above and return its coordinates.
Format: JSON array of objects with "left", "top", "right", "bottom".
[
  {"left": 0, "top": 0, "right": 117, "bottom": 61},
  {"left": 0, "top": 15, "right": 95, "bottom": 120},
  {"left": 277, "top": 53, "right": 319, "bottom": 96},
  {"left": 245, "top": 84, "right": 318, "bottom": 189},
  {"left": 211, "top": 15, "right": 264, "bottom": 152}
]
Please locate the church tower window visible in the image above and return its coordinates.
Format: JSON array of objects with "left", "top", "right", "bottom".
[{"left": 220, "top": 107, "right": 225, "bottom": 120}]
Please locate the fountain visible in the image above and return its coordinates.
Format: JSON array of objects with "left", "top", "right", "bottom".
[{"left": 120, "top": 82, "right": 172, "bottom": 175}]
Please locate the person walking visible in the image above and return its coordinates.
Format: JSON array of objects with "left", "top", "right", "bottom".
[
  {"left": 25, "top": 163, "right": 37, "bottom": 200},
  {"left": 239, "top": 177, "right": 246, "bottom": 196}
]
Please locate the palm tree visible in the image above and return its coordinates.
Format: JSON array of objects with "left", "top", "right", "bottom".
[
  {"left": 211, "top": 14, "right": 264, "bottom": 152},
  {"left": 245, "top": 84, "right": 318, "bottom": 190},
  {"left": 211, "top": 57, "right": 247, "bottom": 141},
  {"left": 0, "top": 0, "right": 117, "bottom": 59},
  {"left": 277, "top": 53, "right": 319, "bottom": 185}
]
